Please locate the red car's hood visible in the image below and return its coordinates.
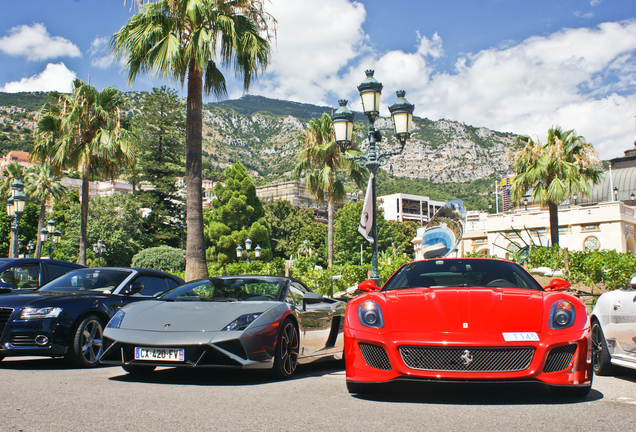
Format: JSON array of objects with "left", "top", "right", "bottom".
[{"left": 384, "top": 288, "right": 544, "bottom": 333}]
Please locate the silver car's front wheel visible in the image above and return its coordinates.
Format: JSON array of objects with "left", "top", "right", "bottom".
[{"left": 273, "top": 319, "right": 299, "bottom": 378}]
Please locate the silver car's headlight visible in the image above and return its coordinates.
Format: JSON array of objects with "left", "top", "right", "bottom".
[
  {"left": 107, "top": 310, "right": 126, "bottom": 329},
  {"left": 358, "top": 301, "right": 384, "bottom": 329},
  {"left": 222, "top": 313, "right": 262, "bottom": 331},
  {"left": 549, "top": 300, "right": 575, "bottom": 329},
  {"left": 19, "top": 307, "right": 63, "bottom": 319}
]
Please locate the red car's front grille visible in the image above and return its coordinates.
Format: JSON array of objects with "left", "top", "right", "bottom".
[
  {"left": 543, "top": 344, "right": 577, "bottom": 373},
  {"left": 399, "top": 346, "right": 534, "bottom": 372}
]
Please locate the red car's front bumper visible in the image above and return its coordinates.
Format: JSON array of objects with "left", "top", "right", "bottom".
[{"left": 344, "top": 327, "right": 592, "bottom": 387}]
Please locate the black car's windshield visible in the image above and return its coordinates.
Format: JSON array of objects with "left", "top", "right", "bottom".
[
  {"left": 38, "top": 269, "right": 131, "bottom": 293},
  {"left": 161, "top": 277, "right": 285, "bottom": 301},
  {"left": 383, "top": 259, "right": 543, "bottom": 291}
]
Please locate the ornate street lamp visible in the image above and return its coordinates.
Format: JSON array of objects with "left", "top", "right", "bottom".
[
  {"left": 614, "top": 187, "right": 619, "bottom": 202},
  {"left": 39, "top": 219, "right": 61, "bottom": 258},
  {"left": 6, "top": 179, "right": 27, "bottom": 258},
  {"left": 523, "top": 197, "right": 528, "bottom": 211},
  {"left": 93, "top": 239, "right": 106, "bottom": 267},
  {"left": 332, "top": 70, "right": 414, "bottom": 282},
  {"left": 631, "top": 192, "right": 635, "bottom": 205},
  {"left": 573, "top": 193, "right": 578, "bottom": 206},
  {"left": 236, "top": 238, "right": 252, "bottom": 263},
  {"left": 27, "top": 240, "right": 34, "bottom": 258}
]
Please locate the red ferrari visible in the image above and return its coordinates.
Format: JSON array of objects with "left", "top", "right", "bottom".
[{"left": 344, "top": 258, "right": 592, "bottom": 397}]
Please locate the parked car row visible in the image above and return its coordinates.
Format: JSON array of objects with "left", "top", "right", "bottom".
[{"left": 1, "top": 257, "right": 634, "bottom": 398}]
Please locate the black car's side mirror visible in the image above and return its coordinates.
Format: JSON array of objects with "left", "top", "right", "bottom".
[{"left": 122, "top": 282, "right": 144, "bottom": 296}]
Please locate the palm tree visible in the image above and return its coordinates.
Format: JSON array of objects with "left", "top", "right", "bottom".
[
  {"left": 24, "top": 163, "right": 67, "bottom": 258},
  {"left": 111, "top": 0, "right": 274, "bottom": 280},
  {"left": 511, "top": 126, "right": 603, "bottom": 247},
  {"left": 34, "top": 79, "right": 133, "bottom": 265},
  {"left": 295, "top": 113, "right": 366, "bottom": 267}
]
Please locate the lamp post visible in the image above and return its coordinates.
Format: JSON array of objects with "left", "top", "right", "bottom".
[
  {"left": 27, "top": 240, "right": 34, "bottom": 258},
  {"left": 40, "top": 219, "right": 61, "bottom": 258},
  {"left": 332, "top": 70, "right": 414, "bottom": 282},
  {"left": 6, "top": 179, "right": 27, "bottom": 258},
  {"left": 573, "top": 193, "right": 578, "bottom": 206},
  {"left": 631, "top": 192, "right": 635, "bottom": 205},
  {"left": 93, "top": 239, "right": 106, "bottom": 267},
  {"left": 236, "top": 238, "right": 261, "bottom": 263},
  {"left": 613, "top": 187, "right": 619, "bottom": 202},
  {"left": 523, "top": 197, "right": 528, "bottom": 211}
]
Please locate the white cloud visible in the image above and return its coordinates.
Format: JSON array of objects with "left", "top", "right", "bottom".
[
  {"left": 0, "top": 23, "right": 81, "bottom": 61},
  {"left": 245, "top": 0, "right": 368, "bottom": 105},
  {"left": 1, "top": 63, "right": 77, "bottom": 92},
  {"left": 251, "top": 3, "right": 636, "bottom": 160},
  {"left": 89, "top": 36, "right": 124, "bottom": 69}
]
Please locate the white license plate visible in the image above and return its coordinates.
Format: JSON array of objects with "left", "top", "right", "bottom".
[
  {"left": 502, "top": 332, "right": 539, "bottom": 342},
  {"left": 134, "top": 347, "right": 185, "bottom": 361}
]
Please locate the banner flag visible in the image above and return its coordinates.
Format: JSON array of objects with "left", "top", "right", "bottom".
[{"left": 358, "top": 177, "right": 374, "bottom": 244}]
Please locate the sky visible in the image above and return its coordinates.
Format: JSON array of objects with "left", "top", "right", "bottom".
[{"left": 1, "top": 0, "right": 635, "bottom": 160}]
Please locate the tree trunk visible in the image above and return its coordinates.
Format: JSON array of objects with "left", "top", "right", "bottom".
[
  {"left": 78, "top": 162, "right": 90, "bottom": 265},
  {"left": 34, "top": 200, "right": 46, "bottom": 258},
  {"left": 548, "top": 201, "right": 559, "bottom": 247},
  {"left": 327, "top": 198, "right": 334, "bottom": 268},
  {"left": 184, "top": 60, "right": 208, "bottom": 281}
]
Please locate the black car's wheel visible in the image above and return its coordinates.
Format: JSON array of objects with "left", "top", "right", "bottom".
[
  {"left": 122, "top": 364, "right": 156, "bottom": 375},
  {"left": 66, "top": 315, "right": 104, "bottom": 368},
  {"left": 591, "top": 320, "right": 616, "bottom": 376},
  {"left": 273, "top": 318, "right": 299, "bottom": 379}
]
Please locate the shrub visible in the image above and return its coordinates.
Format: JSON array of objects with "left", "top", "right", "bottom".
[{"left": 131, "top": 246, "right": 186, "bottom": 273}]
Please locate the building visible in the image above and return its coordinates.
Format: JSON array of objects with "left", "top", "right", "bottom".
[
  {"left": 378, "top": 193, "right": 446, "bottom": 224},
  {"left": 255, "top": 181, "right": 359, "bottom": 224},
  {"left": 1, "top": 150, "right": 32, "bottom": 171}
]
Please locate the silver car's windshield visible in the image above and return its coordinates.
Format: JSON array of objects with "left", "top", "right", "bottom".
[
  {"left": 382, "top": 259, "right": 543, "bottom": 291},
  {"left": 161, "top": 277, "right": 285, "bottom": 301},
  {"left": 38, "top": 269, "right": 131, "bottom": 293}
]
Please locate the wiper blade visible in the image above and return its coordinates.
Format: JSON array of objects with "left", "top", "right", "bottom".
[{"left": 200, "top": 297, "right": 238, "bottom": 302}]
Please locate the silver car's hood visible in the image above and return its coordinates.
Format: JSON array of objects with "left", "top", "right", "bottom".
[{"left": 120, "top": 300, "right": 276, "bottom": 332}]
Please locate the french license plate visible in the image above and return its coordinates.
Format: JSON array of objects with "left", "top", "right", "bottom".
[
  {"left": 502, "top": 332, "right": 539, "bottom": 342},
  {"left": 134, "top": 347, "right": 185, "bottom": 361}
]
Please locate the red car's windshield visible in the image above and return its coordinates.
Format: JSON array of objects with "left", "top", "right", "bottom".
[{"left": 382, "top": 259, "right": 543, "bottom": 291}]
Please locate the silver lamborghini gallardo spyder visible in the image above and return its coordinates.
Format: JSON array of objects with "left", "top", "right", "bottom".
[{"left": 99, "top": 275, "right": 345, "bottom": 378}]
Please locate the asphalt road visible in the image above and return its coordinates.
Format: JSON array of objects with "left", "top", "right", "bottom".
[{"left": 1, "top": 357, "right": 635, "bottom": 432}]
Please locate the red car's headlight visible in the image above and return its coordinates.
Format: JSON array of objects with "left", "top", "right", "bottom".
[
  {"left": 358, "top": 301, "right": 384, "bottom": 329},
  {"left": 549, "top": 300, "right": 575, "bottom": 329}
]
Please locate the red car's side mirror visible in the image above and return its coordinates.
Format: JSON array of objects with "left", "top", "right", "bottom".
[
  {"left": 544, "top": 278, "right": 571, "bottom": 292},
  {"left": 358, "top": 280, "right": 380, "bottom": 292}
]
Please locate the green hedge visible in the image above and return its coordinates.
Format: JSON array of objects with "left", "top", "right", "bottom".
[
  {"left": 529, "top": 246, "right": 636, "bottom": 290},
  {"left": 131, "top": 246, "right": 186, "bottom": 273}
]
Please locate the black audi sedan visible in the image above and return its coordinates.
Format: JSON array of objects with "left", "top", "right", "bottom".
[
  {"left": 0, "top": 258, "right": 85, "bottom": 293},
  {"left": 0, "top": 267, "right": 184, "bottom": 367}
]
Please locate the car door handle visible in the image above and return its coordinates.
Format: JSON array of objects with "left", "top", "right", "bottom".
[{"left": 613, "top": 302, "right": 621, "bottom": 310}]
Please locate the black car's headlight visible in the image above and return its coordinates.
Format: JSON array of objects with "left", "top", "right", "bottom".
[
  {"left": 549, "top": 300, "right": 575, "bottom": 329},
  {"left": 222, "top": 313, "right": 262, "bottom": 331},
  {"left": 358, "top": 301, "right": 384, "bottom": 329},
  {"left": 107, "top": 310, "right": 126, "bottom": 329},
  {"left": 19, "top": 307, "right": 62, "bottom": 319}
]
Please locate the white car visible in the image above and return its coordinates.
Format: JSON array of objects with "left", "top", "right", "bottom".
[{"left": 590, "top": 277, "right": 636, "bottom": 374}]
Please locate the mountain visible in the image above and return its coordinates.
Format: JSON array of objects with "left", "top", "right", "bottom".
[
  {"left": 202, "top": 94, "right": 518, "bottom": 184},
  {"left": 0, "top": 92, "right": 518, "bottom": 208}
]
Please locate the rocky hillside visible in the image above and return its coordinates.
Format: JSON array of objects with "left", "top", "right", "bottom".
[
  {"left": 0, "top": 92, "right": 519, "bottom": 184},
  {"left": 202, "top": 95, "right": 518, "bottom": 183}
]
